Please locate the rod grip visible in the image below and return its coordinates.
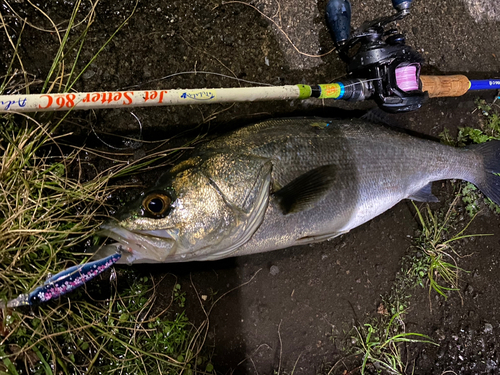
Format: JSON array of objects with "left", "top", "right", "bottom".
[{"left": 420, "top": 75, "right": 471, "bottom": 98}]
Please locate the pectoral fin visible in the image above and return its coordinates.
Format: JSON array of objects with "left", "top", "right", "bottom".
[
  {"left": 274, "top": 165, "right": 337, "bottom": 214},
  {"left": 408, "top": 183, "right": 439, "bottom": 202}
]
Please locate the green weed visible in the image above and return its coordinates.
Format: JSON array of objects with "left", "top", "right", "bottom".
[
  {"left": 438, "top": 128, "right": 456, "bottom": 147},
  {"left": 331, "top": 180, "right": 492, "bottom": 373},
  {"left": 2, "top": 273, "right": 212, "bottom": 374},
  {"left": 350, "top": 311, "right": 436, "bottom": 375},
  {"left": 459, "top": 182, "right": 500, "bottom": 217},
  {"left": 439, "top": 97, "right": 500, "bottom": 216},
  {"left": 174, "top": 283, "right": 187, "bottom": 308},
  {"left": 0, "top": 2, "right": 210, "bottom": 374},
  {"left": 0, "top": 108, "right": 210, "bottom": 374},
  {"left": 330, "top": 282, "right": 436, "bottom": 374},
  {"left": 411, "top": 200, "right": 490, "bottom": 301},
  {"left": 457, "top": 98, "right": 500, "bottom": 146},
  {"left": 332, "top": 198, "right": 490, "bottom": 374},
  {"left": 377, "top": 198, "right": 475, "bottom": 319}
]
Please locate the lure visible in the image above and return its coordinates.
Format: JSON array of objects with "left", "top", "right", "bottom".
[{"left": 1, "top": 251, "right": 122, "bottom": 309}]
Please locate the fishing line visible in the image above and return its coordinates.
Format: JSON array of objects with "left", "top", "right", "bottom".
[
  {"left": 90, "top": 111, "right": 143, "bottom": 150},
  {"left": 122, "top": 70, "right": 275, "bottom": 90}
]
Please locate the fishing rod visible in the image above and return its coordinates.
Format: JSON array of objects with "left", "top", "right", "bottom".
[
  {"left": 0, "top": 0, "right": 499, "bottom": 114},
  {"left": 1, "top": 76, "right": 497, "bottom": 113}
]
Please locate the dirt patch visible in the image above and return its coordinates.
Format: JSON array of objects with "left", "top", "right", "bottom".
[{"left": 2, "top": 0, "right": 500, "bottom": 373}]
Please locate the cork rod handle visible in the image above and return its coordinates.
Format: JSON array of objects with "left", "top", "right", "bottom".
[{"left": 420, "top": 75, "right": 471, "bottom": 98}]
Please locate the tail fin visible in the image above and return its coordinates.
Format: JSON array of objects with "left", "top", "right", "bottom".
[{"left": 471, "top": 140, "right": 500, "bottom": 206}]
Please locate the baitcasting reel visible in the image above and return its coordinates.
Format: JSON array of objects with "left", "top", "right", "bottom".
[{"left": 325, "top": 0, "right": 427, "bottom": 112}]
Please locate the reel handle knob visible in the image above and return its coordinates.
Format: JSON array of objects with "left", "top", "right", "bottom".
[
  {"left": 391, "top": 0, "right": 413, "bottom": 12},
  {"left": 326, "top": 0, "right": 352, "bottom": 46}
]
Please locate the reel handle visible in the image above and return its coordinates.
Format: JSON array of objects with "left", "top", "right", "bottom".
[
  {"left": 325, "top": 0, "right": 352, "bottom": 46},
  {"left": 391, "top": 0, "right": 414, "bottom": 11}
]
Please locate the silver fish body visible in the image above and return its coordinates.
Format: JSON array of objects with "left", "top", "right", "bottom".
[{"left": 96, "top": 118, "right": 500, "bottom": 264}]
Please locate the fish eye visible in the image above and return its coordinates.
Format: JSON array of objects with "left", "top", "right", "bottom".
[{"left": 143, "top": 193, "right": 171, "bottom": 217}]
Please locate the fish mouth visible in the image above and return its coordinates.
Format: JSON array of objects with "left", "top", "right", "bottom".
[
  {"left": 95, "top": 223, "right": 181, "bottom": 264},
  {"left": 131, "top": 229, "right": 180, "bottom": 240}
]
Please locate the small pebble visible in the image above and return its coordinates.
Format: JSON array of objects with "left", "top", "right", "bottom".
[{"left": 269, "top": 265, "right": 279, "bottom": 276}]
